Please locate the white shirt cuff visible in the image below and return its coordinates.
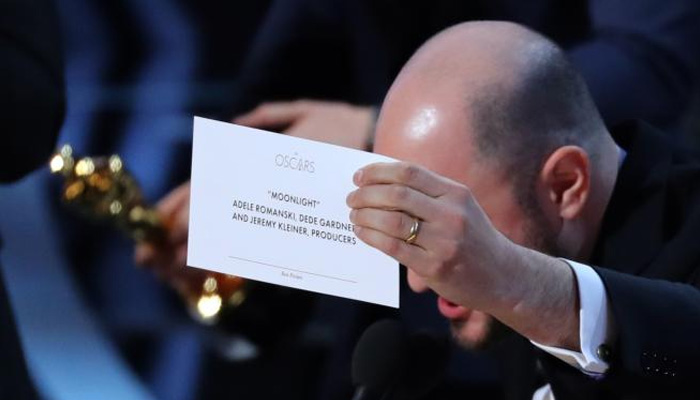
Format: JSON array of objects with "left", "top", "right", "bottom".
[{"left": 530, "top": 259, "right": 614, "bottom": 375}]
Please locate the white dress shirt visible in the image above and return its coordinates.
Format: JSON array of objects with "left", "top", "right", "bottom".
[{"left": 530, "top": 259, "right": 616, "bottom": 400}]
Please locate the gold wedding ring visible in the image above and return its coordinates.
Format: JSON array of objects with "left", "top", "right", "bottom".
[{"left": 404, "top": 217, "right": 421, "bottom": 244}]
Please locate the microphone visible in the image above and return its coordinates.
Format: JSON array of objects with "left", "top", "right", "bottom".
[{"left": 351, "top": 319, "right": 449, "bottom": 400}]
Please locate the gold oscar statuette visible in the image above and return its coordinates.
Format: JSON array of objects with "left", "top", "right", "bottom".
[{"left": 49, "top": 145, "right": 247, "bottom": 324}]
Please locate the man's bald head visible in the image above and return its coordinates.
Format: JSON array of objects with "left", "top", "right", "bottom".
[{"left": 377, "top": 21, "right": 609, "bottom": 218}]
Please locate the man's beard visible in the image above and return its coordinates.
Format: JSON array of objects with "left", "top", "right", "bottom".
[
  {"left": 449, "top": 314, "right": 511, "bottom": 351},
  {"left": 521, "top": 200, "right": 561, "bottom": 257},
  {"left": 451, "top": 202, "right": 561, "bottom": 351}
]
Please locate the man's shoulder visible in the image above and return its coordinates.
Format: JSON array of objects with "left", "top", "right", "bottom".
[{"left": 594, "top": 120, "right": 700, "bottom": 277}]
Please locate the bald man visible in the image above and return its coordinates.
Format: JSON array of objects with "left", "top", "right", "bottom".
[{"left": 347, "top": 21, "right": 700, "bottom": 399}]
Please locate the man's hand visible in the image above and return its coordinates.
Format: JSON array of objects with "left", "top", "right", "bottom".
[
  {"left": 133, "top": 181, "right": 200, "bottom": 294},
  {"left": 346, "top": 162, "right": 515, "bottom": 310},
  {"left": 234, "top": 100, "right": 375, "bottom": 150},
  {"left": 347, "top": 162, "right": 580, "bottom": 350}
]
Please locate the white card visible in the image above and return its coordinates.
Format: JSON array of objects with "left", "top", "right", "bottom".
[{"left": 187, "top": 117, "right": 399, "bottom": 308}]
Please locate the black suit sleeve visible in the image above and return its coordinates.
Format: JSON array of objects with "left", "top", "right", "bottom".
[
  {"left": 538, "top": 270, "right": 700, "bottom": 400},
  {"left": 1, "top": 0, "right": 65, "bottom": 183},
  {"left": 599, "top": 269, "right": 700, "bottom": 384},
  {"left": 227, "top": 0, "right": 356, "bottom": 115}
]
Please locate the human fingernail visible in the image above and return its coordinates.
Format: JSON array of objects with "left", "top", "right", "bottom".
[
  {"left": 346, "top": 190, "right": 355, "bottom": 205},
  {"left": 353, "top": 169, "right": 363, "bottom": 185}
]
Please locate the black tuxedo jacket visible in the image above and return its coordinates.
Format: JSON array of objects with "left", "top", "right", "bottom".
[
  {"left": 537, "top": 121, "right": 700, "bottom": 399},
  {"left": 1, "top": 0, "right": 64, "bottom": 398}
]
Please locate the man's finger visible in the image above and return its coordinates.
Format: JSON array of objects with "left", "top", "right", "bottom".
[
  {"left": 353, "top": 225, "right": 430, "bottom": 267},
  {"left": 354, "top": 162, "right": 453, "bottom": 198},
  {"left": 233, "top": 101, "right": 307, "bottom": 128},
  {"left": 134, "top": 243, "right": 156, "bottom": 266},
  {"left": 350, "top": 208, "right": 435, "bottom": 249},
  {"left": 166, "top": 204, "right": 190, "bottom": 244},
  {"left": 346, "top": 184, "right": 442, "bottom": 222},
  {"left": 174, "top": 245, "right": 188, "bottom": 269},
  {"left": 157, "top": 182, "right": 190, "bottom": 220}
]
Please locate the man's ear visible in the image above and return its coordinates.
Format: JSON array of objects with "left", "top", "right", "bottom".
[{"left": 539, "top": 146, "right": 590, "bottom": 220}]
